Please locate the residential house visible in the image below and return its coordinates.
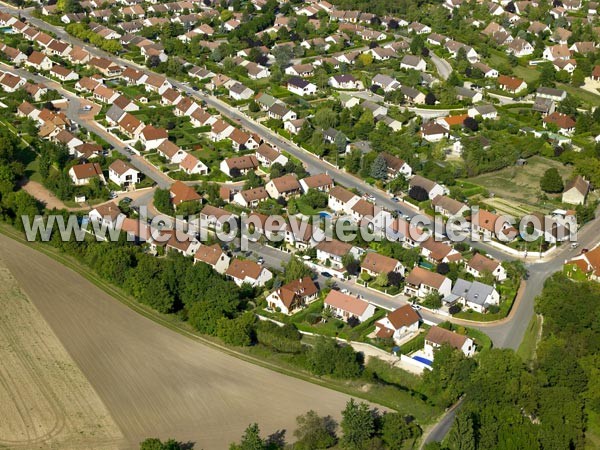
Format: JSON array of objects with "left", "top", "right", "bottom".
[
  {"left": 424, "top": 326, "right": 475, "bottom": 359},
  {"left": 226, "top": 258, "right": 273, "bottom": 287},
  {"left": 255, "top": 143, "right": 288, "bottom": 167},
  {"left": 409, "top": 175, "right": 445, "bottom": 200},
  {"left": 300, "top": 173, "right": 334, "bottom": 193},
  {"left": 316, "top": 239, "right": 361, "bottom": 270},
  {"left": 471, "top": 208, "right": 516, "bottom": 240},
  {"left": 420, "top": 122, "right": 450, "bottom": 142},
  {"left": 543, "top": 44, "right": 572, "bottom": 61},
  {"left": 420, "top": 237, "right": 462, "bottom": 264},
  {"left": 157, "top": 140, "right": 186, "bottom": 164},
  {"left": 507, "top": 38, "right": 534, "bottom": 57},
  {"left": 467, "top": 104, "right": 497, "bottom": 119},
  {"left": 536, "top": 87, "right": 567, "bottom": 102},
  {"left": 431, "top": 195, "right": 468, "bottom": 217},
  {"left": 404, "top": 267, "right": 452, "bottom": 298},
  {"left": 268, "top": 103, "right": 297, "bottom": 122},
  {"left": 170, "top": 181, "right": 201, "bottom": 206},
  {"left": 25, "top": 51, "right": 52, "bottom": 70},
  {"left": 562, "top": 175, "right": 589, "bottom": 205},
  {"left": 286, "top": 77, "right": 317, "bottom": 96},
  {"left": 543, "top": 112, "right": 576, "bottom": 135},
  {"left": 565, "top": 246, "right": 600, "bottom": 281},
  {"left": 220, "top": 155, "right": 259, "bottom": 177},
  {"left": 88, "top": 57, "right": 122, "bottom": 77},
  {"left": 371, "top": 74, "right": 401, "bottom": 92},
  {"left": 194, "top": 243, "right": 231, "bottom": 274},
  {"left": 328, "top": 186, "right": 360, "bottom": 214},
  {"left": 497, "top": 75, "right": 527, "bottom": 93},
  {"left": 323, "top": 290, "right": 376, "bottom": 323},
  {"left": 449, "top": 279, "right": 499, "bottom": 313},
  {"left": 328, "top": 74, "right": 363, "bottom": 90},
  {"left": 400, "top": 55, "right": 427, "bottom": 71},
  {"left": 266, "top": 174, "right": 302, "bottom": 199},
  {"left": 69, "top": 162, "right": 105, "bottom": 186},
  {"left": 266, "top": 277, "right": 318, "bottom": 315},
  {"left": 466, "top": 253, "right": 506, "bottom": 281},
  {"left": 361, "top": 252, "right": 404, "bottom": 278},
  {"left": 285, "top": 217, "right": 325, "bottom": 250},
  {"left": 379, "top": 153, "right": 412, "bottom": 178},
  {"left": 179, "top": 154, "right": 208, "bottom": 175},
  {"left": 401, "top": 86, "right": 426, "bottom": 105},
  {"left": 233, "top": 187, "right": 270, "bottom": 208},
  {"left": 374, "top": 305, "right": 420, "bottom": 341},
  {"left": 472, "top": 62, "right": 498, "bottom": 78},
  {"left": 108, "top": 159, "right": 140, "bottom": 187},
  {"left": 89, "top": 202, "right": 124, "bottom": 228},
  {"left": 140, "top": 125, "right": 168, "bottom": 149},
  {"left": 228, "top": 82, "right": 254, "bottom": 100}
]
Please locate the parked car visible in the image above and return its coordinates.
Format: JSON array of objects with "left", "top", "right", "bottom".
[{"left": 321, "top": 271, "right": 333, "bottom": 278}]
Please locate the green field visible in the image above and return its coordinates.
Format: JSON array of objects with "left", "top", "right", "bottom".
[
  {"left": 517, "top": 314, "right": 542, "bottom": 362},
  {"left": 466, "top": 156, "right": 573, "bottom": 212}
]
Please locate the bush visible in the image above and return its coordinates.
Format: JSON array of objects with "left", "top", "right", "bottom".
[
  {"left": 256, "top": 321, "right": 304, "bottom": 353},
  {"left": 487, "top": 304, "right": 500, "bottom": 314},
  {"left": 449, "top": 304, "right": 462, "bottom": 315}
]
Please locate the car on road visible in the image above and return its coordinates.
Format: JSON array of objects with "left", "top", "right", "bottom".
[
  {"left": 302, "top": 255, "right": 311, "bottom": 261},
  {"left": 109, "top": 191, "right": 117, "bottom": 199},
  {"left": 410, "top": 303, "right": 421, "bottom": 311},
  {"left": 392, "top": 197, "right": 400, "bottom": 202},
  {"left": 121, "top": 197, "right": 133, "bottom": 204},
  {"left": 320, "top": 271, "right": 333, "bottom": 278},
  {"left": 257, "top": 257, "right": 264, "bottom": 265},
  {"left": 571, "top": 242, "right": 579, "bottom": 249},
  {"left": 82, "top": 105, "right": 92, "bottom": 111},
  {"left": 192, "top": 85, "right": 199, "bottom": 91}
]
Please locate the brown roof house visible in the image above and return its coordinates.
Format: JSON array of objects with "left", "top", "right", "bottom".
[
  {"left": 108, "top": 160, "right": 140, "bottom": 187},
  {"left": 68, "top": 162, "right": 105, "bottom": 186},
  {"left": 562, "top": 175, "right": 589, "bottom": 205},
  {"left": 266, "top": 276, "right": 319, "bottom": 315},
  {"left": 361, "top": 252, "right": 404, "bottom": 278},
  {"left": 543, "top": 112, "right": 576, "bottom": 135},
  {"left": 226, "top": 258, "right": 273, "bottom": 287},
  {"left": 404, "top": 267, "right": 452, "bottom": 299},
  {"left": 300, "top": 173, "right": 334, "bottom": 193},
  {"left": 170, "top": 180, "right": 201, "bottom": 205},
  {"left": 565, "top": 245, "right": 600, "bottom": 281},
  {"left": 265, "top": 174, "right": 302, "bottom": 199},
  {"left": 497, "top": 75, "right": 527, "bottom": 93},
  {"left": 424, "top": 326, "right": 475, "bottom": 359},
  {"left": 466, "top": 253, "right": 507, "bottom": 281},
  {"left": 374, "top": 304, "right": 420, "bottom": 341},
  {"left": 220, "top": 155, "right": 259, "bottom": 177},
  {"left": 316, "top": 239, "right": 363, "bottom": 271},
  {"left": 324, "top": 290, "right": 376, "bottom": 323},
  {"left": 193, "top": 243, "right": 230, "bottom": 274}
]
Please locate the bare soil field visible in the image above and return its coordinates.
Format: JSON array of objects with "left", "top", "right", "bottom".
[
  {"left": 0, "top": 234, "right": 358, "bottom": 449},
  {"left": 0, "top": 257, "right": 126, "bottom": 450}
]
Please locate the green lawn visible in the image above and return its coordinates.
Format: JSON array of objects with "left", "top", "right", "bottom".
[
  {"left": 512, "top": 65, "right": 540, "bottom": 84},
  {"left": 516, "top": 314, "right": 542, "bottom": 362},
  {"left": 557, "top": 83, "right": 600, "bottom": 108}
]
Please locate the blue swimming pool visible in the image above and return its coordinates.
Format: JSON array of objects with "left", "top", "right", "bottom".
[
  {"left": 319, "top": 211, "right": 332, "bottom": 219},
  {"left": 413, "top": 356, "right": 433, "bottom": 366},
  {"left": 0, "top": 27, "right": 15, "bottom": 34}
]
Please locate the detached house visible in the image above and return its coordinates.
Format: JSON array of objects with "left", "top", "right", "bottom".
[
  {"left": 25, "top": 51, "right": 52, "bottom": 71},
  {"left": 170, "top": 181, "right": 201, "bottom": 206},
  {"left": 404, "top": 267, "right": 452, "bottom": 299},
  {"left": 108, "top": 159, "right": 140, "bottom": 187},
  {"left": 255, "top": 143, "right": 288, "bottom": 167},
  {"left": 466, "top": 253, "right": 507, "bottom": 281},
  {"left": 380, "top": 153, "right": 412, "bottom": 178},
  {"left": 374, "top": 305, "right": 420, "bottom": 341},
  {"left": 233, "top": 187, "right": 270, "bottom": 208},
  {"left": 226, "top": 258, "right": 273, "bottom": 287},
  {"left": 328, "top": 186, "right": 360, "bottom": 214},
  {"left": 543, "top": 112, "right": 576, "bottom": 135},
  {"left": 220, "top": 155, "right": 259, "bottom": 177},
  {"left": 497, "top": 75, "right": 527, "bottom": 93},
  {"left": 328, "top": 74, "right": 363, "bottom": 90},
  {"left": 300, "top": 173, "right": 334, "bottom": 193},
  {"left": 194, "top": 244, "right": 230, "bottom": 274},
  {"left": 361, "top": 252, "right": 404, "bottom": 277},
  {"left": 179, "top": 154, "right": 208, "bottom": 175},
  {"left": 157, "top": 140, "right": 186, "bottom": 164},
  {"left": 562, "top": 175, "right": 589, "bottom": 205},
  {"left": 565, "top": 246, "right": 600, "bottom": 281},
  {"left": 266, "top": 276, "right": 318, "bottom": 315},
  {"left": 431, "top": 195, "right": 468, "bottom": 217},
  {"left": 424, "top": 326, "right": 475, "bottom": 359},
  {"left": 324, "top": 290, "right": 376, "bottom": 323},
  {"left": 400, "top": 55, "right": 427, "bottom": 71},
  {"left": 286, "top": 77, "right": 317, "bottom": 96},
  {"left": 316, "top": 239, "right": 361, "bottom": 270},
  {"left": 409, "top": 175, "right": 445, "bottom": 200},
  {"left": 266, "top": 174, "right": 302, "bottom": 199},
  {"left": 450, "top": 279, "right": 499, "bottom": 313},
  {"left": 69, "top": 162, "right": 105, "bottom": 186},
  {"left": 507, "top": 38, "right": 534, "bottom": 57}
]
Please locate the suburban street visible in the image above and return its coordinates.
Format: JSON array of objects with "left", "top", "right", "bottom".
[{"left": 4, "top": 3, "right": 600, "bottom": 352}]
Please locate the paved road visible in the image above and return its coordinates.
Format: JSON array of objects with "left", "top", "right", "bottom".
[{"left": 430, "top": 53, "right": 452, "bottom": 80}]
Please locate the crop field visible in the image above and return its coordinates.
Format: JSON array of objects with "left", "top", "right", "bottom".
[
  {"left": 0, "top": 257, "right": 125, "bottom": 450},
  {"left": 0, "top": 234, "right": 357, "bottom": 449}
]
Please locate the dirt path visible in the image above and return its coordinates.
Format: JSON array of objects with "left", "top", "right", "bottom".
[
  {"left": 0, "top": 257, "right": 126, "bottom": 449},
  {"left": 0, "top": 234, "right": 358, "bottom": 449},
  {"left": 21, "top": 180, "right": 84, "bottom": 211}
]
